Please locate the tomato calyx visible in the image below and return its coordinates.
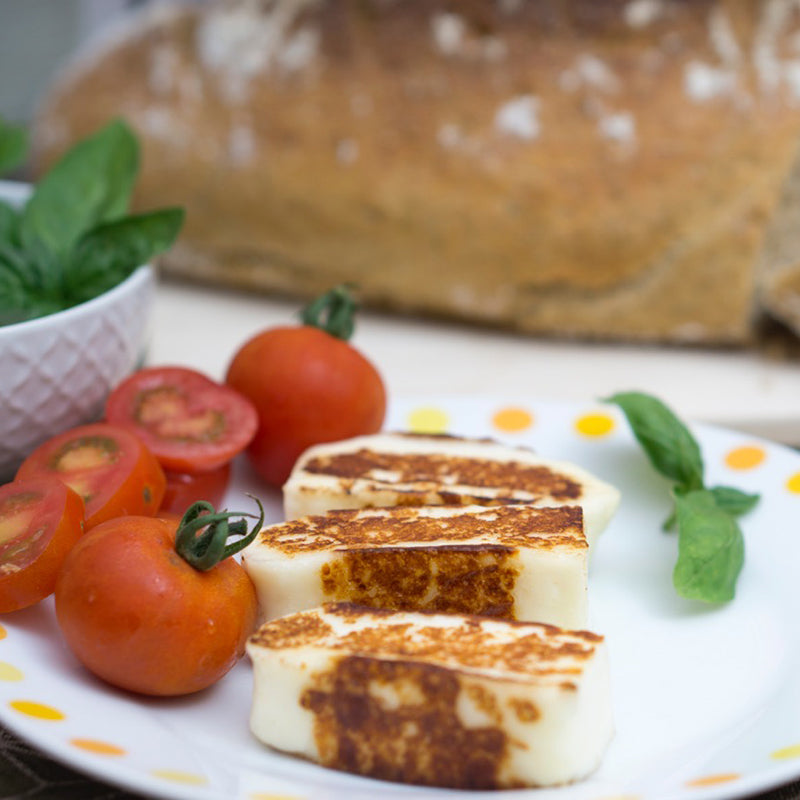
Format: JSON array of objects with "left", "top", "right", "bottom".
[
  {"left": 174, "top": 496, "right": 264, "bottom": 571},
  {"left": 299, "top": 284, "right": 358, "bottom": 340}
]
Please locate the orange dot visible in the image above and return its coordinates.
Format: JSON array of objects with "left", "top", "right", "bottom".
[
  {"left": 686, "top": 773, "right": 741, "bottom": 788},
  {"left": 575, "top": 413, "right": 615, "bottom": 438},
  {"left": 786, "top": 473, "right": 800, "bottom": 494},
  {"left": 724, "top": 446, "right": 766, "bottom": 470},
  {"left": 492, "top": 407, "right": 534, "bottom": 433},
  {"left": 71, "top": 738, "right": 126, "bottom": 756},
  {"left": 0, "top": 624, "right": 6, "bottom": 640},
  {"left": 9, "top": 700, "right": 65, "bottom": 721}
]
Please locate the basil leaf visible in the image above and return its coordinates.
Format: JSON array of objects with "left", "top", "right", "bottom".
[
  {"left": 0, "top": 201, "right": 20, "bottom": 246},
  {"left": 708, "top": 485, "right": 760, "bottom": 518},
  {"left": 673, "top": 489, "right": 745, "bottom": 603},
  {"left": 20, "top": 118, "right": 139, "bottom": 258},
  {"left": 605, "top": 391, "right": 704, "bottom": 492},
  {"left": 64, "top": 207, "right": 184, "bottom": 303},
  {"left": 0, "top": 119, "right": 28, "bottom": 175}
]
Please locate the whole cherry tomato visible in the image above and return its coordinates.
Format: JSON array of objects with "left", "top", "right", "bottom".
[
  {"left": 54, "top": 500, "right": 261, "bottom": 696},
  {"left": 16, "top": 422, "right": 165, "bottom": 530},
  {"left": 159, "top": 462, "right": 232, "bottom": 515},
  {"left": 0, "top": 477, "right": 84, "bottom": 613},
  {"left": 225, "top": 286, "right": 386, "bottom": 487},
  {"left": 105, "top": 366, "right": 258, "bottom": 473}
]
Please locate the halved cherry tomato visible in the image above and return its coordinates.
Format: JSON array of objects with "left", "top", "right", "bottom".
[
  {"left": 159, "top": 462, "right": 232, "bottom": 515},
  {"left": 0, "top": 477, "right": 84, "bottom": 613},
  {"left": 105, "top": 366, "right": 258, "bottom": 473},
  {"left": 55, "top": 501, "right": 261, "bottom": 696},
  {"left": 16, "top": 423, "right": 165, "bottom": 530}
]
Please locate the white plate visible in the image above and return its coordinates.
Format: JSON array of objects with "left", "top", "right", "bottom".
[{"left": 1, "top": 396, "right": 800, "bottom": 800}]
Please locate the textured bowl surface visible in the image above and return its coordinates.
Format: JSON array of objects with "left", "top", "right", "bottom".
[{"left": 0, "top": 181, "right": 155, "bottom": 480}]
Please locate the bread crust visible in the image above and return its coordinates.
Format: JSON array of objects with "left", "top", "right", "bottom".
[{"left": 31, "top": 0, "right": 800, "bottom": 343}]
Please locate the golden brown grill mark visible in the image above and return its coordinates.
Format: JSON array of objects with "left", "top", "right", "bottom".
[
  {"left": 321, "top": 545, "right": 520, "bottom": 618},
  {"left": 250, "top": 603, "right": 602, "bottom": 678},
  {"left": 303, "top": 449, "right": 582, "bottom": 500},
  {"left": 509, "top": 698, "right": 541, "bottom": 723},
  {"left": 257, "top": 505, "right": 586, "bottom": 555},
  {"left": 300, "top": 656, "right": 516, "bottom": 789}
]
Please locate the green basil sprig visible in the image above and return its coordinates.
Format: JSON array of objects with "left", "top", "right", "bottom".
[
  {"left": 0, "top": 117, "right": 184, "bottom": 326},
  {"left": 605, "top": 391, "right": 759, "bottom": 604},
  {"left": 0, "top": 118, "right": 28, "bottom": 176}
]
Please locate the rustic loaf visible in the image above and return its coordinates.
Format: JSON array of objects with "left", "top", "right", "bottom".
[{"left": 30, "top": 0, "right": 800, "bottom": 344}]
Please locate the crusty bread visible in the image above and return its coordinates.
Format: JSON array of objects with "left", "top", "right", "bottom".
[{"left": 30, "top": 0, "right": 800, "bottom": 343}]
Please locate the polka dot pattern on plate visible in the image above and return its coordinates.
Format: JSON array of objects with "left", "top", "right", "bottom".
[
  {"left": 724, "top": 445, "right": 767, "bottom": 470},
  {"left": 70, "top": 738, "right": 126, "bottom": 756},
  {"left": 575, "top": 412, "right": 616, "bottom": 437},
  {"left": 9, "top": 700, "right": 65, "bottom": 721},
  {"left": 150, "top": 768, "right": 208, "bottom": 785},
  {"left": 772, "top": 744, "right": 800, "bottom": 760},
  {"left": 685, "top": 773, "right": 741, "bottom": 788},
  {"left": 0, "top": 662, "right": 23, "bottom": 682},
  {"left": 407, "top": 406, "right": 449, "bottom": 433},
  {"left": 492, "top": 406, "right": 534, "bottom": 433}
]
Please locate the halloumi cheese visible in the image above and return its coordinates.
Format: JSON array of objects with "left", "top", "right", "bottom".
[
  {"left": 283, "top": 432, "right": 620, "bottom": 551},
  {"left": 242, "top": 503, "right": 589, "bottom": 627},
  {"left": 247, "top": 602, "right": 614, "bottom": 789}
]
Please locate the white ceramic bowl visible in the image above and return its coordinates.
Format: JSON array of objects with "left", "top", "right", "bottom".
[{"left": 0, "top": 181, "right": 155, "bottom": 480}]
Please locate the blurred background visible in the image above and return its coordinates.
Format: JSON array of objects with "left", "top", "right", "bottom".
[{"left": 0, "top": 1, "right": 146, "bottom": 136}]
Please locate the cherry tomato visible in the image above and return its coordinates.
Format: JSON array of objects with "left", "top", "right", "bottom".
[
  {"left": 0, "top": 477, "right": 84, "bottom": 613},
  {"left": 16, "top": 423, "right": 165, "bottom": 530},
  {"left": 105, "top": 366, "right": 258, "bottom": 473},
  {"left": 159, "top": 462, "right": 232, "bottom": 515},
  {"left": 225, "top": 287, "right": 386, "bottom": 487},
  {"left": 54, "top": 503, "right": 261, "bottom": 696}
]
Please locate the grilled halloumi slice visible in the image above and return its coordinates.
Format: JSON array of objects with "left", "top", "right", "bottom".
[
  {"left": 247, "top": 602, "right": 614, "bottom": 789},
  {"left": 283, "top": 432, "right": 620, "bottom": 550},
  {"left": 242, "top": 503, "right": 588, "bottom": 628}
]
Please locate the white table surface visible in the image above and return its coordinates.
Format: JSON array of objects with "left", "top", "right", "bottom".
[{"left": 150, "top": 277, "right": 800, "bottom": 447}]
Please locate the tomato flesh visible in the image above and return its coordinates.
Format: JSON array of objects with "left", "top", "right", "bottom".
[
  {"left": 16, "top": 423, "right": 165, "bottom": 530},
  {"left": 159, "top": 462, "right": 232, "bottom": 515},
  {"left": 105, "top": 366, "right": 258, "bottom": 473},
  {"left": 0, "top": 477, "right": 84, "bottom": 613}
]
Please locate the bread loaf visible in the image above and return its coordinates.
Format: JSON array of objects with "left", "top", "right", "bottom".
[{"left": 30, "top": 0, "right": 800, "bottom": 344}]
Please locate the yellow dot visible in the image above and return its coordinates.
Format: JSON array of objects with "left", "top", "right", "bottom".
[
  {"left": 772, "top": 744, "right": 800, "bottom": 760},
  {"left": 685, "top": 773, "right": 741, "bottom": 788},
  {"left": 575, "top": 413, "right": 615, "bottom": 438},
  {"left": 407, "top": 407, "right": 449, "bottom": 434},
  {"left": 0, "top": 625, "right": 6, "bottom": 640},
  {"left": 492, "top": 407, "right": 534, "bottom": 433},
  {"left": 70, "top": 738, "right": 126, "bottom": 756},
  {"left": 9, "top": 700, "right": 65, "bottom": 721},
  {"left": 724, "top": 446, "right": 766, "bottom": 470},
  {"left": 0, "top": 662, "right": 23, "bottom": 682},
  {"left": 786, "top": 473, "right": 800, "bottom": 494},
  {"left": 151, "top": 769, "right": 208, "bottom": 786},
  {"left": 249, "top": 794, "right": 307, "bottom": 800}
]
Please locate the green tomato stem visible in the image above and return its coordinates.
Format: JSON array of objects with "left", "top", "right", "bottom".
[
  {"left": 299, "top": 284, "right": 358, "bottom": 340},
  {"left": 174, "top": 496, "right": 264, "bottom": 572}
]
